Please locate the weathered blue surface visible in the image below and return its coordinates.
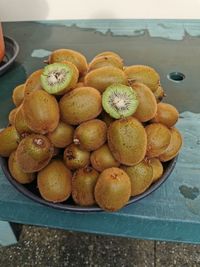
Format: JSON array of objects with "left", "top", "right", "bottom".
[{"left": 0, "top": 20, "right": 200, "bottom": 243}]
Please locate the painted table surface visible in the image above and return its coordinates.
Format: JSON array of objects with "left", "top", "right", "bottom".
[{"left": 0, "top": 20, "right": 200, "bottom": 243}]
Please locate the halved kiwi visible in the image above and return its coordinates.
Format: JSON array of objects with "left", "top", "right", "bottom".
[{"left": 102, "top": 84, "right": 139, "bottom": 119}]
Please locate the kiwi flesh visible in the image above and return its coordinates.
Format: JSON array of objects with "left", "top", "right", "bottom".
[
  {"left": 37, "top": 159, "right": 72, "bottom": 202},
  {"left": 24, "top": 69, "right": 43, "bottom": 97},
  {"left": 12, "top": 84, "right": 25, "bottom": 107},
  {"left": 151, "top": 102, "right": 179, "bottom": 127},
  {"left": 47, "top": 121, "right": 74, "bottom": 148},
  {"left": 149, "top": 158, "right": 163, "bottom": 183},
  {"left": 59, "top": 87, "right": 102, "bottom": 125},
  {"left": 72, "top": 166, "right": 99, "bottom": 206},
  {"left": 23, "top": 90, "right": 59, "bottom": 134},
  {"left": 131, "top": 82, "right": 157, "bottom": 122},
  {"left": 40, "top": 62, "right": 78, "bottom": 95},
  {"left": 8, "top": 151, "right": 35, "bottom": 184},
  {"left": 84, "top": 66, "right": 128, "bottom": 93},
  {"left": 146, "top": 123, "right": 171, "bottom": 158},
  {"left": 73, "top": 119, "right": 107, "bottom": 151},
  {"left": 108, "top": 117, "right": 147, "bottom": 166},
  {"left": 102, "top": 84, "right": 139, "bottom": 119},
  {"left": 0, "top": 126, "right": 20, "bottom": 157},
  {"left": 48, "top": 49, "right": 88, "bottom": 76},
  {"left": 16, "top": 134, "right": 54, "bottom": 173},
  {"left": 63, "top": 143, "right": 90, "bottom": 170},
  {"left": 90, "top": 144, "right": 120, "bottom": 172},
  {"left": 122, "top": 160, "right": 153, "bottom": 196},
  {"left": 94, "top": 167, "right": 131, "bottom": 212},
  {"left": 88, "top": 55, "right": 123, "bottom": 71},
  {"left": 159, "top": 127, "right": 182, "bottom": 162},
  {"left": 8, "top": 107, "right": 19, "bottom": 125},
  {"left": 125, "top": 65, "right": 160, "bottom": 92}
]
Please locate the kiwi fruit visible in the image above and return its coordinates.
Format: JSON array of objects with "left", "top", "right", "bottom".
[
  {"left": 88, "top": 55, "right": 123, "bottom": 71},
  {"left": 146, "top": 123, "right": 171, "bottom": 158},
  {"left": 159, "top": 127, "right": 182, "bottom": 162},
  {"left": 63, "top": 143, "right": 90, "bottom": 170},
  {"left": 40, "top": 62, "right": 79, "bottom": 95},
  {"left": 94, "top": 167, "right": 131, "bottom": 212},
  {"left": 131, "top": 82, "right": 157, "bottom": 122},
  {"left": 84, "top": 66, "right": 128, "bottom": 93},
  {"left": 23, "top": 90, "right": 59, "bottom": 134},
  {"left": 12, "top": 84, "right": 25, "bottom": 107},
  {"left": 24, "top": 69, "right": 43, "bottom": 97},
  {"left": 72, "top": 166, "right": 99, "bottom": 206},
  {"left": 94, "top": 51, "right": 122, "bottom": 61},
  {"left": 73, "top": 119, "right": 107, "bottom": 151},
  {"left": 149, "top": 158, "right": 163, "bottom": 183},
  {"left": 0, "top": 126, "right": 20, "bottom": 157},
  {"left": 154, "top": 85, "right": 165, "bottom": 103},
  {"left": 48, "top": 49, "right": 88, "bottom": 76},
  {"left": 8, "top": 107, "right": 19, "bottom": 125},
  {"left": 59, "top": 87, "right": 102, "bottom": 125},
  {"left": 122, "top": 160, "right": 153, "bottom": 197},
  {"left": 16, "top": 134, "right": 54, "bottom": 173},
  {"left": 37, "top": 159, "right": 72, "bottom": 202},
  {"left": 151, "top": 102, "right": 179, "bottom": 127},
  {"left": 125, "top": 65, "right": 160, "bottom": 92},
  {"left": 90, "top": 144, "right": 120, "bottom": 172},
  {"left": 99, "top": 111, "right": 114, "bottom": 127},
  {"left": 47, "top": 121, "right": 74, "bottom": 148},
  {"left": 102, "top": 84, "right": 139, "bottom": 119},
  {"left": 108, "top": 117, "right": 147, "bottom": 166},
  {"left": 76, "top": 82, "right": 85, "bottom": 88},
  {"left": 14, "top": 105, "right": 32, "bottom": 136},
  {"left": 8, "top": 151, "right": 35, "bottom": 184}
]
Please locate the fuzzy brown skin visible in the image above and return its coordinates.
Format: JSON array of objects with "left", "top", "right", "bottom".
[
  {"left": 154, "top": 85, "right": 165, "bottom": 103},
  {"left": 16, "top": 134, "right": 54, "bottom": 173},
  {"left": 24, "top": 69, "right": 43, "bottom": 97},
  {"left": 131, "top": 82, "right": 157, "bottom": 122},
  {"left": 12, "top": 84, "right": 25, "bottom": 107},
  {"left": 94, "top": 51, "right": 123, "bottom": 61},
  {"left": 8, "top": 107, "right": 19, "bottom": 125},
  {"left": 159, "top": 127, "right": 182, "bottom": 162},
  {"left": 88, "top": 55, "right": 123, "bottom": 71},
  {"left": 63, "top": 144, "right": 90, "bottom": 170},
  {"left": 14, "top": 105, "right": 32, "bottom": 135},
  {"left": 73, "top": 119, "right": 107, "bottom": 151},
  {"left": 23, "top": 90, "right": 60, "bottom": 134},
  {"left": 8, "top": 151, "right": 35, "bottom": 184},
  {"left": 151, "top": 103, "right": 179, "bottom": 127},
  {"left": 38, "top": 160, "right": 72, "bottom": 203},
  {"left": 59, "top": 87, "right": 102, "bottom": 125},
  {"left": 72, "top": 166, "right": 99, "bottom": 206},
  {"left": 149, "top": 158, "right": 163, "bottom": 183},
  {"left": 107, "top": 117, "right": 147, "bottom": 166},
  {"left": 90, "top": 144, "right": 120, "bottom": 172},
  {"left": 84, "top": 66, "right": 128, "bottom": 93},
  {"left": 94, "top": 167, "right": 131, "bottom": 212},
  {"left": 0, "top": 126, "right": 20, "bottom": 157},
  {"left": 122, "top": 160, "right": 153, "bottom": 196},
  {"left": 145, "top": 123, "right": 171, "bottom": 158}
]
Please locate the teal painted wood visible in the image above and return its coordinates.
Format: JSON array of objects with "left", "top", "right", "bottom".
[
  {"left": 0, "top": 20, "right": 200, "bottom": 243},
  {"left": 0, "top": 221, "right": 17, "bottom": 246}
]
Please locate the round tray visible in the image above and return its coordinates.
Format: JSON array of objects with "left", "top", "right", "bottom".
[
  {"left": 0, "top": 156, "right": 177, "bottom": 212},
  {"left": 0, "top": 36, "right": 19, "bottom": 76}
]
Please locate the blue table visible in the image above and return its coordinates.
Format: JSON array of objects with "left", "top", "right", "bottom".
[{"left": 0, "top": 20, "right": 200, "bottom": 245}]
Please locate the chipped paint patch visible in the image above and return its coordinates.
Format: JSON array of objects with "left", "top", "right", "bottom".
[{"left": 31, "top": 49, "right": 51, "bottom": 58}]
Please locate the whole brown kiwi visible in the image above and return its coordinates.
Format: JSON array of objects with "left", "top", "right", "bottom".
[
  {"left": 72, "top": 166, "right": 99, "bottom": 206},
  {"left": 122, "top": 159, "right": 153, "bottom": 197},
  {"left": 24, "top": 69, "right": 43, "bottom": 97},
  {"left": 63, "top": 143, "right": 90, "bottom": 170},
  {"left": 154, "top": 85, "right": 165, "bottom": 103},
  {"left": 47, "top": 121, "right": 74, "bottom": 148},
  {"left": 8, "top": 107, "right": 19, "bottom": 125},
  {"left": 94, "top": 167, "right": 131, "bottom": 212},
  {"left": 12, "top": 84, "right": 25, "bottom": 107},
  {"left": 90, "top": 144, "right": 120, "bottom": 172},
  {"left": 108, "top": 117, "right": 147, "bottom": 166},
  {"left": 131, "top": 82, "right": 157, "bottom": 122},
  {"left": 59, "top": 87, "right": 102, "bottom": 125},
  {"left": 14, "top": 105, "right": 32, "bottom": 136},
  {"left": 149, "top": 158, "right": 163, "bottom": 183},
  {"left": 23, "top": 90, "right": 59, "bottom": 134},
  {"left": 159, "top": 127, "right": 182, "bottom": 162},
  {"left": 146, "top": 123, "right": 171, "bottom": 158},
  {"left": 88, "top": 55, "right": 123, "bottom": 71},
  {"left": 151, "top": 102, "right": 179, "bottom": 127},
  {"left": 37, "top": 159, "right": 72, "bottom": 202},
  {"left": 84, "top": 66, "right": 128, "bottom": 93},
  {"left": 73, "top": 119, "right": 107, "bottom": 151},
  {"left": 8, "top": 151, "right": 35, "bottom": 184},
  {"left": 94, "top": 51, "right": 123, "bottom": 61},
  {"left": 0, "top": 126, "right": 20, "bottom": 157},
  {"left": 16, "top": 134, "right": 54, "bottom": 173}
]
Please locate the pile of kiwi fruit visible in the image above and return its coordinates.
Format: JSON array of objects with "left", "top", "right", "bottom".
[{"left": 0, "top": 49, "right": 182, "bottom": 212}]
